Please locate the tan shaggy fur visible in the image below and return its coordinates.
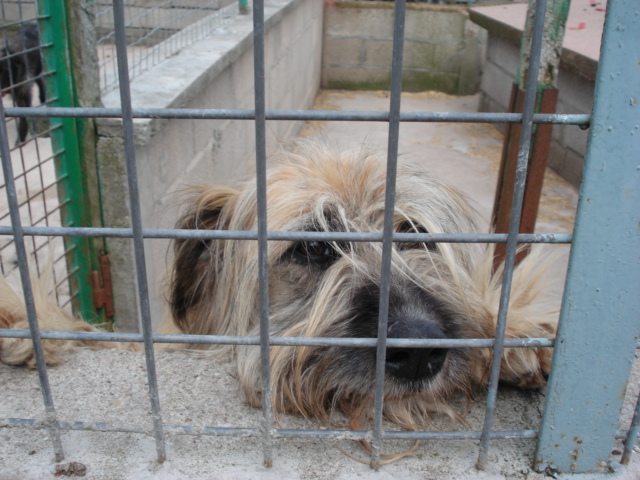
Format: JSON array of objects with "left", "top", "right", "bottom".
[
  {"left": 0, "top": 140, "right": 557, "bottom": 432},
  {"left": 0, "top": 267, "right": 122, "bottom": 367}
]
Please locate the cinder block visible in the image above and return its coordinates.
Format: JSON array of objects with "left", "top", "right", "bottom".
[
  {"left": 433, "top": 43, "right": 465, "bottom": 72},
  {"left": 464, "top": 19, "right": 488, "bottom": 45},
  {"left": 405, "top": 10, "right": 465, "bottom": 43},
  {"left": 403, "top": 40, "right": 435, "bottom": 70},
  {"left": 548, "top": 140, "right": 584, "bottom": 188},
  {"left": 486, "top": 35, "right": 519, "bottom": 77},
  {"left": 322, "top": 66, "right": 390, "bottom": 90},
  {"left": 480, "top": 60, "right": 513, "bottom": 112},
  {"left": 323, "top": 37, "right": 364, "bottom": 67},
  {"left": 557, "top": 70, "right": 595, "bottom": 113},
  {"left": 401, "top": 70, "right": 458, "bottom": 94},
  {"left": 547, "top": 138, "right": 567, "bottom": 172},
  {"left": 323, "top": 6, "right": 394, "bottom": 38},
  {"left": 458, "top": 42, "right": 484, "bottom": 95},
  {"left": 361, "top": 38, "right": 394, "bottom": 68},
  {"left": 559, "top": 123, "right": 589, "bottom": 157}
]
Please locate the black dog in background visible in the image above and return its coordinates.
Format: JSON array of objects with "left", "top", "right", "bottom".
[{"left": 0, "top": 23, "right": 46, "bottom": 145}]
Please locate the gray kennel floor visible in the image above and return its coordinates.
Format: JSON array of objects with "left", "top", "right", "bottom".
[{"left": 1, "top": 91, "right": 638, "bottom": 479}]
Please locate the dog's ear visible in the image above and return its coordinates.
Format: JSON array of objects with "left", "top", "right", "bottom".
[{"left": 170, "top": 185, "right": 238, "bottom": 332}]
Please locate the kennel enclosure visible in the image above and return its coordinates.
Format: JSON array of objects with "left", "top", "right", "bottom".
[{"left": 0, "top": 0, "right": 638, "bottom": 475}]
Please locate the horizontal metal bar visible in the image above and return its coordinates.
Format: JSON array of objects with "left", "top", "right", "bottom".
[
  {"left": 5, "top": 417, "right": 635, "bottom": 442},
  {"left": 0, "top": 16, "right": 48, "bottom": 30},
  {"left": 0, "top": 225, "right": 573, "bottom": 244},
  {"left": 3, "top": 107, "right": 590, "bottom": 126},
  {"left": 0, "top": 418, "right": 538, "bottom": 440},
  {"left": 3, "top": 417, "right": 155, "bottom": 435},
  {"left": 276, "top": 429, "right": 539, "bottom": 441},
  {"left": 0, "top": 328, "right": 555, "bottom": 348}
]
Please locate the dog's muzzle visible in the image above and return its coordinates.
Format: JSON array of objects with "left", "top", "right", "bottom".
[
  {"left": 349, "top": 283, "right": 453, "bottom": 385},
  {"left": 386, "top": 318, "right": 448, "bottom": 382}
]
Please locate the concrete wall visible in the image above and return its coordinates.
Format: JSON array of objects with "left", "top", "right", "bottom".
[
  {"left": 475, "top": 28, "right": 593, "bottom": 188},
  {"left": 96, "top": 0, "right": 324, "bottom": 331},
  {"left": 322, "top": 2, "right": 487, "bottom": 95}
]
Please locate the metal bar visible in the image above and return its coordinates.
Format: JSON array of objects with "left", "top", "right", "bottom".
[
  {"left": 492, "top": 86, "right": 559, "bottom": 269},
  {"left": 476, "top": 0, "right": 548, "bottom": 470},
  {"left": 279, "top": 429, "right": 539, "bottom": 441},
  {"left": 111, "top": 0, "right": 166, "bottom": 463},
  {"left": 0, "top": 225, "right": 573, "bottom": 244},
  {"left": 621, "top": 391, "right": 640, "bottom": 465},
  {"left": 1, "top": 417, "right": 539, "bottom": 441},
  {"left": 2, "top": 106, "right": 591, "bottom": 125},
  {"left": 0, "top": 1, "right": 632, "bottom": 474},
  {"left": 535, "top": 0, "right": 640, "bottom": 472},
  {"left": 371, "top": 0, "right": 406, "bottom": 469},
  {"left": 0, "top": 328, "right": 556, "bottom": 349},
  {"left": 0, "top": 91, "right": 64, "bottom": 464},
  {"left": 2, "top": 417, "right": 256, "bottom": 437},
  {"left": 251, "top": 0, "right": 273, "bottom": 468}
]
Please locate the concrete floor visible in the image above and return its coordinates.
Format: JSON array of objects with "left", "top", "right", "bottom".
[{"left": 1, "top": 91, "right": 638, "bottom": 480}]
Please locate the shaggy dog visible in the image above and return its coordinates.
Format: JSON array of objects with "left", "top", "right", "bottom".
[
  {"left": 0, "top": 141, "right": 556, "bottom": 431},
  {"left": 0, "top": 23, "right": 46, "bottom": 144}
]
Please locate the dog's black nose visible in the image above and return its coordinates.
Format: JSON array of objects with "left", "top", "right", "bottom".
[{"left": 386, "top": 320, "right": 448, "bottom": 381}]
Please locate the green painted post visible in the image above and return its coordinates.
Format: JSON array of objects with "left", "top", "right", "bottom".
[
  {"left": 517, "top": 0, "right": 571, "bottom": 90},
  {"left": 37, "top": 1, "right": 107, "bottom": 323}
]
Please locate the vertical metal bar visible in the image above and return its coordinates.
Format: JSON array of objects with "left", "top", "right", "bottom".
[
  {"left": 111, "top": 0, "right": 166, "bottom": 463},
  {"left": 535, "top": 0, "right": 640, "bottom": 472},
  {"left": 476, "top": 0, "right": 548, "bottom": 470},
  {"left": 252, "top": 0, "right": 273, "bottom": 468},
  {"left": 622, "top": 391, "right": 640, "bottom": 465},
  {"left": 370, "top": 0, "right": 406, "bottom": 470},
  {"left": 0, "top": 101, "right": 64, "bottom": 463}
]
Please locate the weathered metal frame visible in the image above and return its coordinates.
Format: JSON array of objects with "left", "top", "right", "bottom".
[
  {"left": 534, "top": 0, "right": 640, "bottom": 473},
  {"left": 1, "top": 0, "right": 638, "bottom": 474}
]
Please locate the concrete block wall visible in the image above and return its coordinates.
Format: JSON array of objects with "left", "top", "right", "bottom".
[
  {"left": 96, "top": 0, "right": 324, "bottom": 331},
  {"left": 322, "top": 2, "right": 487, "bottom": 95}
]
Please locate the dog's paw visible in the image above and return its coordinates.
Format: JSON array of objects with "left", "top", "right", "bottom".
[
  {"left": 499, "top": 345, "right": 553, "bottom": 389},
  {"left": 0, "top": 326, "right": 44, "bottom": 368}
]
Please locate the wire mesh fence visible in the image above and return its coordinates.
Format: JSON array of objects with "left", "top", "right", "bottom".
[
  {"left": 95, "top": 0, "right": 239, "bottom": 93},
  {"left": 0, "top": 0, "right": 638, "bottom": 474},
  {"left": 0, "top": 7, "right": 71, "bottom": 308}
]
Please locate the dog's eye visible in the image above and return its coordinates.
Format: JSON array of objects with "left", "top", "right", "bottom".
[
  {"left": 293, "top": 241, "right": 336, "bottom": 263},
  {"left": 396, "top": 222, "right": 436, "bottom": 252}
]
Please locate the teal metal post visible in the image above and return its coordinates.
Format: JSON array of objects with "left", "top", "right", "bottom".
[{"left": 535, "top": 0, "right": 640, "bottom": 473}]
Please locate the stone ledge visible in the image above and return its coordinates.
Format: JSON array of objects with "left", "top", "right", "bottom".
[{"left": 469, "top": 2, "right": 605, "bottom": 82}]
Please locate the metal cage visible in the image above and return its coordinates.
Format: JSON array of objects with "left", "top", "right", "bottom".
[{"left": 0, "top": 0, "right": 638, "bottom": 475}]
